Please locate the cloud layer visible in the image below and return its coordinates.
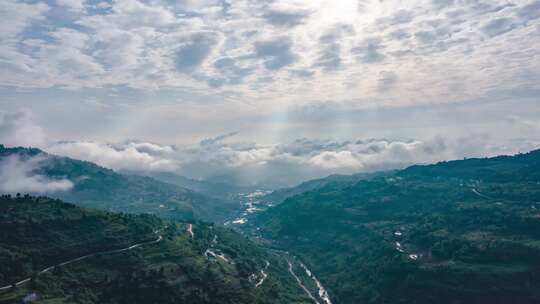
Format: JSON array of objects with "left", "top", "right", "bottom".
[
  {"left": 0, "top": 155, "right": 73, "bottom": 194},
  {"left": 2, "top": 0, "right": 540, "bottom": 192},
  {"left": 42, "top": 135, "right": 539, "bottom": 188},
  {"left": 1, "top": 108, "right": 539, "bottom": 188},
  {"left": 0, "top": 109, "right": 46, "bottom": 147},
  {"left": 0, "top": 0, "right": 539, "bottom": 112}
]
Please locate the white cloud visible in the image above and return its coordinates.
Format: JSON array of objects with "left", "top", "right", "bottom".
[
  {"left": 0, "top": 0, "right": 48, "bottom": 41},
  {"left": 0, "top": 0, "right": 49, "bottom": 87},
  {"left": 0, "top": 106, "right": 534, "bottom": 188},
  {"left": 55, "top": 0, "right": 86, "bottom": 12},
  {"left": 0, "top": 155, "right": 73, "bottom": 194},
  {"left": 0, "top": 0, "right": 537, "bottom": 114},
  {"left": 0, "top": 109, "right": 46, "bottom": 147},
  {"left": 0, "top": 0, "right": 539, "bottom": 188},
  {"left": 309, "top": 150, "right": 363, "bottom": 169},
  {"left": 45, "top": 141, "right": 178, "bottom": 172},
  {"left": 39, "top": 134, "right": 538, "bottom": 188},
  {"left": 377, "top": 70, "right": 398, "bottom": 91}
]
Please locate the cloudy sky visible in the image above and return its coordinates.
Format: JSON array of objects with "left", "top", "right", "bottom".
[{"left": 0, "top": 0, "right": 539, "bottom": 186}]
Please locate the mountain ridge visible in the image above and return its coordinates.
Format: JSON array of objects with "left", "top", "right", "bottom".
[
  {"left": 0, "top": 145, "right": 238, "bottom": 223},
  {"left": 252, "top": 148, "right": 540, "bottom": 304}
]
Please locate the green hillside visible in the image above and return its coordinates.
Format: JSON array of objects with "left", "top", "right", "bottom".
[
  {"left": 254, "top": 150, "right": 540, "bottom": 304},
  {"left": 0, "top": 195, "right": 310, "bottom": 304},
  {"left": 262, "top": 171, "right": 392, "bottom": 205},
  {"left": 0, "top": 145, "right": 238, "bottom": 223},
  {"left": 143, "top": 171, "right": 256, "bottom": 200}
]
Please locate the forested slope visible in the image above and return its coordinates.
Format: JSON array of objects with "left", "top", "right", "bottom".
[
  {"left": 254, "top": 150, "right": 540, "bottom": 304},
  {"left": 0, "top": 195, "right": 309, "bottom": 304},
  {"left": 0, "top": 145, "right": 238, "bottom": 223}
]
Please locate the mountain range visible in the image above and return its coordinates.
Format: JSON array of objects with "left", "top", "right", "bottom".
[
  {"left": 140, "top": 171, "right": 256, "bottom": 200},
  {"left": 251, "top": 150, "right": 540, "bottom": 304},
  {"left": 2, "top": 144, "right": 540, "bottom": 303},
  {"left": 0, "top": 145, "right": 238, "bottom": 223},
  {"left": 261, "top": 171, "right": 392, "bottom": 205}
]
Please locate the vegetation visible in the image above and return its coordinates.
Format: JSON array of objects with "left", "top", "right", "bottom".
[
  {"left": 253, "top": 150, "right": 540, "bottom": 304},
  {"left": 145, "top": 171, "right": 256, "bottom": 200},
  {"left": 0, "top": 195, "right": 310, "bottom": 303},
  {"left": 262, "top": 171, "right": 392, "bottom": 205},
  {"left": 0, "top": 145, "right": 238, "bottom": 223},
  {"left": 5, "top": 144, "right": 540, "bottom": 303}
]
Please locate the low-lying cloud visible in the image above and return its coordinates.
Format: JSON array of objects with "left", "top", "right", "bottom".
[
  {"left": 0, "top": 155, "right": 73, "bottom": 194},
  {"left": 40, "top": 134, "right": 538, "bottom": 188},
  {"left": 0, "top": 109, "right": 46, "bottom": 148},
  {"left": 46, "top": 141, "right": 178, "bottom": 172},
  {"left": 2, "top": 109, "right": 537, "bottom": 188}
]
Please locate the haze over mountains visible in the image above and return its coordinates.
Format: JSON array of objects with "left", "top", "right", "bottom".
[
  {"left": 1, "top": 108, "right": 540, "bottom": 304},
  {"left": 0, "top": 145, "right": 238, "bottom": 223},
  {"left": 2, "top": 109, "right": 539, "bottom": 189},
  {"left": 251, "top": 149, "right": 540, "bottom": 303},
  {"left": 1, "top": 0, "right": 539, "bottom": 302},
  {"left": 2, "top": 141, "right": 540, "bottom": 303}
]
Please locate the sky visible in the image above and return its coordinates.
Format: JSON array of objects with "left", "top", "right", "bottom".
[{"left": 0, "top": 0, "right": 540, "bottom": 187}]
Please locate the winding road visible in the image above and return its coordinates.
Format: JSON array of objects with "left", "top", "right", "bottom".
[
  {"left": 472, "top": 188, "right": 492, "bottom": 199},
  {"left": 0, "top": 233, "right": 163, "bottom": 292},
  {"left": 254, "top": 261, "right": 270, "bottom": 288},
  {"left": 187, "top": 223, "right": 194, "bottom": 239},
  {"left": 204, "top": 249, "right": 231, "bottom": 263}
]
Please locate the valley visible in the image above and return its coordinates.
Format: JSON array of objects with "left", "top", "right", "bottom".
[
  {"left": 2, "top": 147, "right": 540, "bottom": 304},
  {"left": 226, "top": 190, "right": 272, "bottom": 227},
  {"left": 1, "top": 0, "right": 538, "bottom": 302},
  {"left": 250, "top": 150, "right": 540, "bottom": 303},
  {"left": 222, "top": 190, "right": 335, "bottom": 304}
]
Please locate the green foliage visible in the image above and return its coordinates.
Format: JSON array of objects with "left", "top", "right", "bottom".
[
  {"left": 262, "top": 171, "right": 392, "bottom": 205},
  {"left": 254, "top": 149, "right": 540, "bottom": 304},
  {"left": 0, "top": 196, "right": 307, "bottom": 303},
  {"left": 145, "top": 171, "right": 256, "bottom": 200},
  {"left": 0, "top": 146, "right": 238, "bottom": 223}
]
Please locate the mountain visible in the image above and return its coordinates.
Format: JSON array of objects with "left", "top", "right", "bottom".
[
  {"left": 262, "top": 171, "right": 392, "bottom": 205},
  {"left": 0, "top": 195, "right": 310, "bottom": 303},
  {"left": 253, "top": 149, "right": 540, "bottom": 304},
  {"left": 0, "top": 145, "right": 238, "bottom": 223},
  {"left": 142, "top": 171, "right": 255, "bottom": 200}
]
